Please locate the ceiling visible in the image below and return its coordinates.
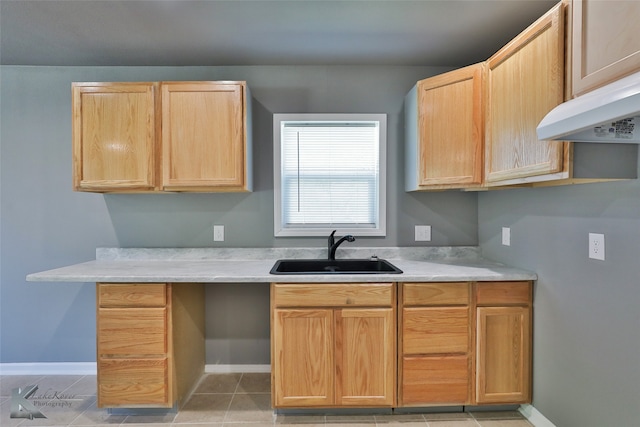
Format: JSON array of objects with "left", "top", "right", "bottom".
[{"left": 0, "top": 0, "right": 559, "bottom": 67}]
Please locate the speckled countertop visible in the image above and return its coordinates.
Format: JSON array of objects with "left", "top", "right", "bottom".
[{"left": 26, "top": 247, "right": 536, "bottom": 283}]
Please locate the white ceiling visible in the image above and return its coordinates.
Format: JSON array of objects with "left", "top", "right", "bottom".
[{"left": 0, "top": 0, "right": 559, "bottom": 67}]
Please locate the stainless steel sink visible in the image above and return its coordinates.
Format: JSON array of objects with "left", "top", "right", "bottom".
[{"left": 270, "top": 258, "right": 403, "bottom": 275}]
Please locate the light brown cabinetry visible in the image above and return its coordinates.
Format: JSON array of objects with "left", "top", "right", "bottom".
[
  {"left": 271, "top": 283, "right": 396, "bottom": 408},
  {"left": 398, "top": 281, "right": 532, "bottom": 407},
  {"left": 72, "top": 83, "right": 159, "bottom": 192},
  {"left": 72, "top": 81, "right": 251, "bottom": 193},
  {"left": 405, "top": 63, "right": 485, "bottom": 190},
  {"left": 475, "top": 282, "right": 532, "bottom": 404},
  {"left": 570, "top": 0, "right": 640, "bottom": 97},
  {"left": 485, "top": 3, "right": 567, "bottom": 185},
  {"left": 399, "top": 282, "right": 472, "bottom": 405},
  {"left": 407, "top": 3, "right": 570, "bottom": 190},
  {"left": 96, "top": 283, "right": 204, "bottom": 408}
]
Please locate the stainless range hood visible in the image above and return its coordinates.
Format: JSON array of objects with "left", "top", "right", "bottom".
[{"left": 537, "top": 70, "right": 640, "bottom": 143}]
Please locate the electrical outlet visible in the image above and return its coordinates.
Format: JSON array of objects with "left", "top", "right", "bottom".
[
  {"left": 213, "top": 225, "right": 225, "bottom": 242},
  {"left": 588, "top": 233, "right": 605, "bottom": 260},
  {"left": 415, "top": 225, "right": 431, "bottom": 242},
  {"left": 502, "top": 227, "right": 511, "bottom": 246}
]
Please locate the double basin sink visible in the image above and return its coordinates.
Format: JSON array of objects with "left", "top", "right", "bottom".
[{"left": 270, "top": 258, "right": 403, "bottom": 275}]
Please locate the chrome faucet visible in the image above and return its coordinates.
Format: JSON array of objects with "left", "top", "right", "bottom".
[{"left": 328, "top": 230, "right": 356, "bottom": 260}]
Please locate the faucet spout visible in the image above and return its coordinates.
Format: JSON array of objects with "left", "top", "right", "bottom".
[{"left": 328, "top": 230, "right": 356, "bottom": 260}]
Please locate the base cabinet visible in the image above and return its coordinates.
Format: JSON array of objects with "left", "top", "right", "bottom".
[
  {"left": 96, "top": 283, "right": 205, "bottom": 408},
  {"left": 271, "top": 283, "right": 396, "bottom": 408},
  {"left": 399, "top": 283, "right": 472, "bottom": 406},
  {"left": 398, "top": 281, "right": 532, "bottom": 407},
  {"left": 475, "top": 283, "right": 532, "bottom": 404}
]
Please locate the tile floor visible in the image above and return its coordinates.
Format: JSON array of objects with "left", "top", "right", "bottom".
[{"left": 0, "top": 374, "right": 533, "bottom": 426}]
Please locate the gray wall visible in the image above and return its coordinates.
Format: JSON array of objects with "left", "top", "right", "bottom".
[
  {"left": 0, "top": 65, "right": 478, "bottom": 364},
  {"left": 478, "top": 178, "right": 640, "bottom": 427}
]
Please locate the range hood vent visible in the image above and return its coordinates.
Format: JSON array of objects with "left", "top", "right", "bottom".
[{"left": 537, "top": 70, "right": 640, "bottom": 143}]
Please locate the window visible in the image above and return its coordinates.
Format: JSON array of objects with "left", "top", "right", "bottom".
[{"left": 274, "top": 113, "right": 386, "bottom": 237}]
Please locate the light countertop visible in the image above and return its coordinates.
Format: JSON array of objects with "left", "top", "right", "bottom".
[{"left": 26, "top": 247, "right": 536, "bottom": 283}]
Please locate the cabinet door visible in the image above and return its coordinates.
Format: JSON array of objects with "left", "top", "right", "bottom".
[
  {"left": 272, "top": 309, "right": 334, "bottom": 407},
  {"left": 335, "top": 308, "right": 395, "bottom": 407},
  {"left": 485, "top": 3, "right": 566, "bottom": 184},
  {"left": 476, "top": 306, "right": 531, "bottom": 404},
  {"left": 72, "top": 83, "right": 158, "bottom": 191},
  {"left": 571, "top": 0, "right": 640, "bottom": 96},
  {"left": 162, "top": 82, "right": 247, "bottom": 191},
  {"left": 416, "top": 63, "right": 484, "bottom": 188}
]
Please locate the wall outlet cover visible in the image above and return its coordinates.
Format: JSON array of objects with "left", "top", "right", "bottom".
[
  {"left": 502, "top": 227, "right": 511, "bottom": 246},
  {"left": 213, "top": 225, "right": 225, "bottom": 242},
  {"left": 415, "top": 225, "right": 431, "bottom": 242},
  {"left": 588, "top": 233, "right": 605, "bottom": 260}
]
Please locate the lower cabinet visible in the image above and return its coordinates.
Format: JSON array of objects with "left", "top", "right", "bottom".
[
  {"left": 271, "top": 283, "right": 396, "bottom": 408},
  {"left": 475, "top": 282, "right": 532, "bottom": 404},
  {"left": 96, "top": 283, "right": 205, "bottom": 408},
  {"left": 399, "top": 282, "right": 472, "bottom": 406},
  {"left": 398, "top": 281, "right": 532, "bottom": 407}
]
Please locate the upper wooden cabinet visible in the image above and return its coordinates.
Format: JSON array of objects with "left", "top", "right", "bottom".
[
  {"left": 72, "top": 82, "right": 159, "bottom": 192},
  {"left": 161, "top": 82, "right": 251, "bottom": 191},
  {"left": 570, "top": 0, "right": 640, "bottom": 97},
  {"left": 72, "top": 81, "right": 252, "bottom": 193},
  {"left": 405, "top": 63, "right": 485, "bottom": 190},
  {"left": 485, "top": 3, "right": 567, "bottom": 185}
]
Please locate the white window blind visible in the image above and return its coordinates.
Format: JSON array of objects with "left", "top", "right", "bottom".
[{"left": 274, "top": 114, "right": 387, "bottom": 237}]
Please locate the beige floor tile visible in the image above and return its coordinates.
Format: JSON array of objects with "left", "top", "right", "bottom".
[
  {"left": 195, "top": 373, "right": 242, "bottom": 394},
  {"left": 121, "top": 411, "right": 177, "bottom": 424},
  {"left": 326, "top": 414, "right": 376, "bottom": 423},
  {"left": 7, "top": 394, "right": 94, "bottom": 426},
  {"left": 423, "top": 412, "right": 473, "bottom": 421},
  {"left": 69, "top": 397, "right": 127, "bottom": 425},
  {"left": 173, "top": 424, "right": 223, "bottom": 427},
  {"left": 237, "top": 373, "right": 271, "bottom": 393},
  {"left": 323, "top": 424, "right": 376, "bottom": 427},
  {"left": 475, "top": 421, "right": 533, "bottom": 427},
  {"left": 63, "top": 375, "right": 98, "bottom": 397},
  {"left": 0, "top": 375, "right": 46, "bottom": 398},
  {"left": 173, "top": 393, "right": 233, "bottom": 424},
  {"left": 225, "top": 393, "right": 274, "bottom": 423},
  {"left": 426, "top": 420, "right": 479, "bottom": 427},
  {"left": 275, "top": 414, "right": 326, "bottom": 425},
  {"left": 375, "top": 413, "right": 427, "bottom": 425}
]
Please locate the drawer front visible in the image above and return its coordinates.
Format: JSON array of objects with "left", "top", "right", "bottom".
[
  {"left": 272, "top": 283, "right": 394, "bottom": 307},
  {"left": 476, "top": 282, "right": 532, "bottom": 305},
  {"left": 402, "top": 355, "right": 469, "bottom": 405},
  {"left": 98, "top": 308, "right": 167, "bottom": 355},
  {"left": 98, "top": 358, "right": 169, "bottom": 407},
  {"left": 98, "top": 283, "right": 167, "bottom": 307},
  {"left": 402, "top": 283, "right": 469, "bottom": 306},
  {"left": 403, "top": 307, "right": 469, "bottom": 354}
]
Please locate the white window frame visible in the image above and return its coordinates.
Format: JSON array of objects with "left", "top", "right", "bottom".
[{"left": 273, "top": 113, "right": 387, "bottom": 237}]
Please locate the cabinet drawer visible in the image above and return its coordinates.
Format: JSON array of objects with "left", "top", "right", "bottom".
[
  {"left": 402, "top": 283, "right": 470, "bottom": 306},
  {"left": 272, "top": 283, "right": 394, "bottom": 307},
  {"left": 402, "top": 355, "right": 469, "bottom": 405},
  {"left": 98, "top": 358, "right": 169, "bottom": 407},
  {"left": 476, "top": 282, "right": 531, "bottom": 305},
  {"left": 98, "top": 308, "right": 167, "bottom": 355},
  {"left": 403, "top": 307, "right": 469, "bottom": 354},
  {"left": 98, "top": 283, "right": 167, "bottom": 307}
]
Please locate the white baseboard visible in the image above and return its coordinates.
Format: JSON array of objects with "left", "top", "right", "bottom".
[
  {"left": 519, "top": 404, "right": 556, "bottom": 427},
  {"left": 0, "top": 362, "right": 97, "bottom": 376},
  {"left": 205, "top": 364, "right": 271, "bottom": 373}
]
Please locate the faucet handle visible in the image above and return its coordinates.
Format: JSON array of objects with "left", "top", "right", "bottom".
[{"left": 328, "top": 230, "right": 337, "bottom": 244}]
